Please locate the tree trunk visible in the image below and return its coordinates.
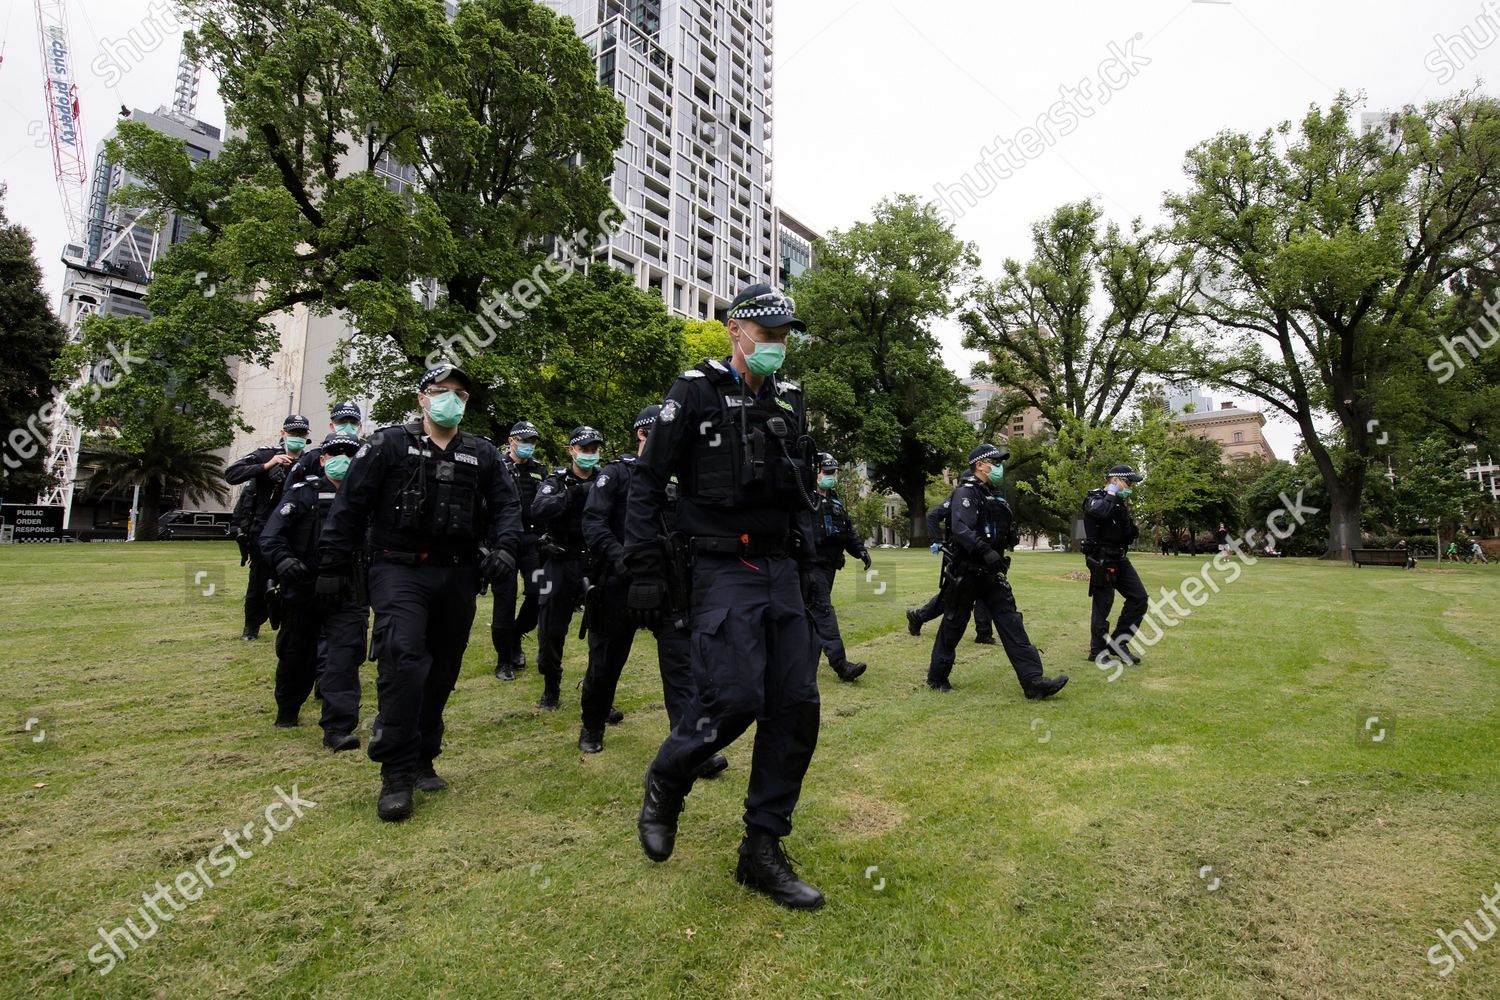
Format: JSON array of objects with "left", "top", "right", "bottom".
[
  {"left": 1326, "top": 482, "right": 1361, "bottom": 561},
  {"left": 900, "top": 484, "right": 931, "bottom": 548},
  {"left": 136, "top": 481, "right": 163, "bottom": 542}
]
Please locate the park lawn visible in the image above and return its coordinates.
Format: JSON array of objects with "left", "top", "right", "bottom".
[{"left": 2, "top": 543, "right": 1498, "bottom": 999}]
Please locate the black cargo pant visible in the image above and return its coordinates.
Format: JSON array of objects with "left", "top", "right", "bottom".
[
  {"left": 273, "top": 592, "right": 365, "bottom": 729},
  {"left": 535, "top": 553, "right": 587, "bottom": 684},
  {"left": 650, "top": 553, "right": 819, "bottom": 838},
  {"left": 244, "top": 541, "right": 271, "bottom": 632},
  {"left": 580, "top": 578, "right": 694, "bottom": 734},
  {"left": 366, "top": 558, "right": 479, "bottom": 774},
  {"left": 927, "top": 572, "right": 1044, "bottom": 692},
  {"left": 491, "top": 533, "right": 542, "bottom": 662},
  {"left": 1090, "top": 555, "right": 1148, "bottom": 654},
  {"left": 803, "top": 562, "right": 852, "bottom": 671}
]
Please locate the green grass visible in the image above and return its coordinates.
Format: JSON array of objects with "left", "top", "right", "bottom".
[{"left": 3, "top": 543, "right": 1499, "bottom": 999}]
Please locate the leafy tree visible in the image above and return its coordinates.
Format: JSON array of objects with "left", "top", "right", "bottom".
[
  {"left": 1033, "top": 416, "right": 1134, "bottom": 548},
  {"left": 995, "top": 432, "right": 1068, "bottom": 546},
  {"left": 1240, "top": 456, "right": 1330, "bottom": 556},
  {"left": 834, "top": 467, "right": 888, "bottom": 545},
  {"left": 462, "top": 265, "right": 684, "bottom": 461},
  {"left": 1127, "top": 402, "right": 1238, "bottom": 542},
  {"left": 0, "top": 191, "right": 66, "bottom": 501},
  {"left": 788, "top": 195, "right": 980, "bottom": 546},
  {"left": 1395, "top": 435, "right": 1487, "bottom": 556},
  {"left": 89, "top": 409, "right": 230, "bottom": 541},
  {"left": 961, "top": 200, "right": 1194, "bottom": 433},
  {"left": 1166, "top": 92, "right": 1500, "bottom": 559},
  {"left": 64, "top": 0, "right": 623, "bottom": 457},
  {"left": 680, "top": 319, "right": 730, "bottom": 370}
]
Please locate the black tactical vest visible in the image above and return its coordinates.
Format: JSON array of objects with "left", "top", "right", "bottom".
[
  {"left": 686, "top": 365, "right": 815, "bottom": 513},
  {"left": 378, "top": 423, "right": 485, "bottom": 541}
]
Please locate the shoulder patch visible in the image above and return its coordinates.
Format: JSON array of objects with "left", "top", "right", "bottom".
[
  {"left": 681, "top": 369, "right": 706, "bottom": 380},
  {"left": 355, "top": 443, "right": 370, "bottom": 459},
  {"left": 659, "top": 399, "right": 680, "bottom": 424},
  {"left": 962, "top": 498, "right": 971, "bottom": 508},
  {"left": 778, "top": 380, "right": 800, "bottom": 393},
  {"left": 279, "top": 502, "right": 294, "bottom": 516},
  {"left": 707, "top": 358, "right": 729, "bottom": 372},
  {"left": 596, "top": 474, "right": 610, "bottom": 489},
  {"left": 540, "top": 483, "right": 556, "bottom": 495}
]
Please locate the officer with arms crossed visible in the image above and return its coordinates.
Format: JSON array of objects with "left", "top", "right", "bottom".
[
  {"left": 317, "top": 364, "right": 522, "bottom": 822},
  {"left": 805, "top": 453, "right": 869, "bottom": 682},
  {"left": 927, "top": 441, "right": 1069, "bottom": 700},
  {"left": 225, "top": 414, "right": 313, "bottom": 640},
  {"left": 529, "top": 426, "right": 605, "bottom": 712},
  {"left": 258, "top": 431, "right": 367, "bottom": 748},
  {"left": 492, "top": 420, "right": 547, "bottom": 680},
  {"left": 1081, "top": 464, "right": 1148, "bottom": 666},
  {"left": 625, "top": 283, "right": 827, "bottom": 911}
]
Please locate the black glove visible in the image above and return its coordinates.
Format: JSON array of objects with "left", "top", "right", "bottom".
[
  {"left": 981, "top": 547, "right": 1004, "bottom": 571},
  {"left": 276, "top": 557, "right": 310, "bottom": 587},
  {"left": 860, "top": 552, "right": 872, "bottom": 572},
  {"left": 236, "top": 535, "right": 251, "bottom": 566},
  {"left": 314, "top": 572, "right": 348, "bottom": 616},
  {"left": 610, "top": 553, "right": 631, "bottom": 580},
  {"left": 627, "top": 576, "right": 668, "bottom": 627},
  {"left": 479, "top": 547, "right": 516, "bottom": 585}
]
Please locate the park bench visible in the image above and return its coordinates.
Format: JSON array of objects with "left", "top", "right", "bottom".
[{"left": 1350, "top": 548, "right": 1408, "bottom": 567}]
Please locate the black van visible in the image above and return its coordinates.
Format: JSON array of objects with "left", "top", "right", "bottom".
[{"left": 157, "top": 509, "right": 234, "bottom": 540}]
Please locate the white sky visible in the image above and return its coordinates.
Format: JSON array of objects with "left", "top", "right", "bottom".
[{"left": 4, "top": 0, "right": 1499, "bottom": 459}]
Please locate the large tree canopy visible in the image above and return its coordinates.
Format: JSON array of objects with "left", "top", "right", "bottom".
[
  {"left": 1166, "top": 91, "right": 1500, "bottom": 558},
  {"left": 788, "top": 195, "right": 979, "bottom": 546}
]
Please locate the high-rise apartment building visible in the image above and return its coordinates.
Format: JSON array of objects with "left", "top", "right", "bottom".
[{"left": 541, "top": 0, "right": 777, "bottom": 319}]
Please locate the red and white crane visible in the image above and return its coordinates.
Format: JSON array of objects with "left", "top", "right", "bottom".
[{"left": 33, "top": 0, "right": 88, "bottom": 246}]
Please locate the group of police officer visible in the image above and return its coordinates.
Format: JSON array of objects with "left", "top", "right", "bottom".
[{"left": 224, "top": 280, "right": 1151, "bottom": 910}]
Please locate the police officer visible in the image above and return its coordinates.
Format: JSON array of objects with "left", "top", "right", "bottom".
[
  {"left": 626, "top": 283, "right": 825, "bottom": 910},
  {"left": 905, "top": 483, "right": 996, "bottom": 643},
  {"left": 230, "top": 479, "right": 257, "bottom": 570},
  {"left": 224, "top": 414, "right": 312, "bottom": 640},
  {"left": 576, "top": 406, "right": 729, "bottom": 777},
  {"left": 927, "top": 441, "right": 1068, "bottom": 700},
  {"left": 258, "top": 432, "right": 367, "bottom": 748},
  {"left": 492, "top": 420, "right": 547, "bottom": 680},
  {"left": 805, "top": 454, "right": 869, "bottom": 682},
  {"left": 528, "top": 426, "right": 605, "bottom": 711},
  {"left": 279, "top": 402, "right": 363, "bottom": 498},
  {"left": 317, "top": 363, "right": 522, "bottom": 822},
  {"left": 1081, "top": 465, "right": 1148, "bottom": 665}
]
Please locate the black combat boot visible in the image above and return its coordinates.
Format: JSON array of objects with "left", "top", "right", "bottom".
[
  {"left": 926, "top": 677, "right": 954, "bottom": 692},
  {"left": 694, "top": 753, "right": 729, "bottom": 780},
  {"left": 905, "top": 609, "right": 922, "bottom": 636},
  {"left": 607, "top": 708, "right": 625, "bottom": 725},
  {"left": 973, "top": 633, "right": 996, "bottom": 645},
  {"left": 637, "top": 767, "right": 686, "bottom": 862},
  {"left": 323, "top": 731, "right": 359, "bottom": 752},
  {"left": 240, "top": 625, "right": 259, "bottom": 641},
  {"left": 537, "top": 673, "right": 560, "bottom": 712},
  {"left": 274, "top": 707, "right": 299, "bottom": 728},
  {"left": 414, "top": 764, "right": 448, "bottom": 792},
  {"left": 734, "top": 830, "right": 825, "bottom": 910},
  {"left": 1025, "top": 674, "right": 1069, "bottom": 700},
  {"left": 578, "top": 726, "right": 604, "bottom": 754},
  {"left": 832, "top": 660, "right": 867, "bottom": 683},
  {"left": 377, "top": 771, "right": 415, "bottom": 822},
  {"left": 495, "top": 656, "right": 516, "bottom": 681}
]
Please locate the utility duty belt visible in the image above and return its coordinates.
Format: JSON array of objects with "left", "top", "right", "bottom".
[
  {"left": 691, "top": 533, "right": 789, "bottom": 558},
  {"left": 370, "top": 549, "right": 475, "bottom": 567}
]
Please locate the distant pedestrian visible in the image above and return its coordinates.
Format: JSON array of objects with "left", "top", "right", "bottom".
[
  {"left": 1471, "top": 541, "right": 1489, "bottom": 564},
  {"left": 1447, "top": 541, "right": 1460, "bottom": 563},
  {"left": 1397, "top": 538, "right": 1416, "bottom": 569}
]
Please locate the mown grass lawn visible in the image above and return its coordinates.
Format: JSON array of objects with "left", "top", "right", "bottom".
[{"left": 2, "top": 542, "right": 1498, "bottom": 999}]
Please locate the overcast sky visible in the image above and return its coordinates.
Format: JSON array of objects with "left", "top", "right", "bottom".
[{"left": 4, "top": 0, "right": 1498, "bottom": 458}]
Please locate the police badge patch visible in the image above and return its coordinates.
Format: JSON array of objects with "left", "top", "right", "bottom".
[
  {"left": 962, "top": 498, "right": 971, "bottom": 507},
  {"left": 596, "top": 474, "right": 610, "bottom": 488},
  {"left": 659, "top": 399, "right": 680, "bottom": 424},
  {"left": 280, "top": 503, "right": 294, "bottom": 515},
  {"left": 356, "top": 444, "right": 370, "bottom": 459}
]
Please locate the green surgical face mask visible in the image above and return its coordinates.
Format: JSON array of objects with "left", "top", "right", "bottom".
[
  {"left": 515, "top": 443, "right": 536, "bottom": 460},
  {"left": 987, "top": 464, "right": 1005, "bottom": 485},
  {"left": 818, "top": 475, "right": 838, "bottom": 490},
  {"left": 1120, "top": 487, "right": 1133, "bottom": 498},
  {"left": 575, "top": 452, "right": 601, "bottom": 471},
  {"left": 284, "top": 436, "right": 306, "bottom": 454},
  {"left": 744, "top": 340, "right": 786, "bottom": 377},
  {"left": 334, "top": 422, "right": 360, "bottom": 436},
  {"left": 324, "top": 455, "right": 351, "bottom": 481},
  {"left": 426, "top": 392, "right": 465, "bottom": 428}
]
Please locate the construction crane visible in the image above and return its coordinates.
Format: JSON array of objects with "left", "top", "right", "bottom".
[{"left": 33, "top": 0, "right": 87, "bottom": 246}]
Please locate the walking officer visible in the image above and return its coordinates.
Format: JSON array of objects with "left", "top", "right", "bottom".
[
  {"left": 1081, "top": 465, "right": 1148, "bottom": 666},
  {"left": 278, "top": 402, "right": 364, "bottom": 499},
  {"left": 224, "top": 413, "right": 312, "bottom": 640},
  {"left": 316, "top": 363, "right": 522, "bottom": 822},
  {"left": 905, "top": 480, "right": 996, "bottom": 643},
  {"left": 492, "top": 420, "right": 547, "bottom": 680},
  {"left": 805, "top": 454, "right": 869, "bottom": 682},
  {"left": 528, "top": 426, "right": 605, "bottom": 711},
  {"left": 258, "top": 431, "right": 367, "bottom": 748},
  {"left": 625, "top": 282, "right": 827, "bottom": 911},
  {"left": 926, "top": 441, "right": 1068, "bottom": 700},
  {"left": 576, "top": 405, "right": 729, "bottom": 777}
]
